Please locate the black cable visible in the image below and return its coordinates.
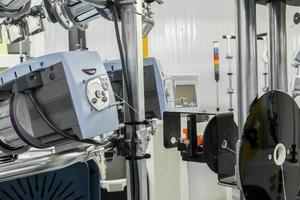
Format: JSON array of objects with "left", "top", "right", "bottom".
[
  {"left": 111, "top": 4, "right": 135, "bottom": 121},
  {"left": 111, "top": 4, "right": 140, "bottom": 200},
  {"left": 27, "top": 92, "right": 110, "bottom": 147}
]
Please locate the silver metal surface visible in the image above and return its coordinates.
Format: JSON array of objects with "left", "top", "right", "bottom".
[
  {"left": 235, "top": 0, "right": 258, "bottom": 199},
  {"left": 121, "top": 2, "right": 145, "bottom": 122},
  {"left": 86, "top": 76, "right": 110, "bottom": 111},
  {"left": 81, "top": 0, "right": 107, "bottom": 8},
  {"left": 120, "top": 0, "right": 148, "bottom": 199},
  {"left": 268, "top": 1, "right": 288, "bottom": 91},
  {"left": 68, "top": 28, "right": 87, "bottom": 51},
  {"left": 235, "top": 0, "right": 258, "bottom": 135},
  {"left": 0, "top": 147, "right": 93, "bottom": 183},
  {"left": 142, "top": 18, "right": 155, "bottom": 38},
  {"left": 0, "top": 98, "right": 27, "bottom": 149},
  {"left": 0, "top": 0, "right": 31, "bottom": 17}
]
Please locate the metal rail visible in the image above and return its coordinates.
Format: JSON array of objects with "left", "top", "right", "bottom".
[{"left": 0, "top": 147, "right": 95, "bottom": 183}]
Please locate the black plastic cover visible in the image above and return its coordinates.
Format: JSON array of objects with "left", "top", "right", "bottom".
[{"left": 239, "top": 91, "right": 300, "bottom": 200}]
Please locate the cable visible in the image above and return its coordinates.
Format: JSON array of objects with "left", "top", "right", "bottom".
[
  {"left": 110, "top": 4, "right": 140, "bottom": 200},
  {"left": 27, "top": 92, "right": 111, "bottom": 147},
  {"left": 113, "top": 92, "right": 153, "bottom": 127},
  {"left": 281, "top": 165, "right": 287, "bottom": 200},
  {"left": 111, "top": 4, "right": 134, "bottom": 118}
]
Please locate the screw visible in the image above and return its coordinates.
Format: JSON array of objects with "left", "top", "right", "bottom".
[
  {"left": 102, "top": 96, "right": 108, "bottom": 102},
  {"left": 95, "top": 90, "right": 102, "bottom": 98},
  {"left": 222, "top": 140, "right": 228, "bottom": 149},
  {"left": 102, "top": 81, "right": 109, "bottom": 90},
  {"left": 170, "top": 137, "right": 176, "bottom": 144},
  {"left": 268, "top": 154, "right": 273, "bottom": 160},
  {"left": 92, "top": 98, "right": 98, "bottom": 104}
]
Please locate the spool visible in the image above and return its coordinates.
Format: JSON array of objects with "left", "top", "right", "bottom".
[{"left": 273, "top": 143, "right": 286, "bottom": 166}]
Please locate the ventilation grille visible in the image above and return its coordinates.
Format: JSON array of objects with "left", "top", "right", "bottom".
[{"left": 0, "top": 160, "right": 99, "bottom": 200}]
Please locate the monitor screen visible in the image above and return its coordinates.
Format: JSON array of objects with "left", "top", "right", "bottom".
[{"left": 174, "top": 84, "right": 197, "bottom": 108}]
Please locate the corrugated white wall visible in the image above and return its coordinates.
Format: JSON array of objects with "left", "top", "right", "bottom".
[{"left": 34, "top": 1, "right": 300, "bottom": 200}]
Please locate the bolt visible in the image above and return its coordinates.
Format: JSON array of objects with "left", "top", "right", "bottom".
[
  {"left": 222, "top": 140, "right": 228, "bottom": 149},
  {"left": 92, "top": 98, "right": 98, "bottom": 104},
  {"left": 102, "top": 96, "right": 108, "bottom": 102},
  {"left": 170, "top": 137, "right": 176, "bottom": 144},
  {"left": 102, "top": 81, "right": 109, "bottom": 90},
  {"left": 147, "top": 135, "right": 151, "bottom": 141},
  {"left": 95, "top": 90, "right": 102, "bottom": 98},
  {"left": 268, "top": 154, "right": 273, "bottom": 160}
]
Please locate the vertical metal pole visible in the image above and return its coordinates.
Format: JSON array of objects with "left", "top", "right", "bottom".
[
  {"left": 120, "top": 1, "right": 147, "bottom": 200},
  {"left": 268, "top": 1, "right": 288, "bottom": 91},
  {"left": 235, "top": 0, "right": 258, "bottom": 199},
  {"left": 68, "top": 28, "right": 87, "bottom": 51},
  {"left": 235, "top": 0, "right": 258, "bottom": 135}
]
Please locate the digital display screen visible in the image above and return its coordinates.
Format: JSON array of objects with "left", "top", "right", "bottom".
[{"left": 174, "top": 84, "right": 197, "bottom": 108}]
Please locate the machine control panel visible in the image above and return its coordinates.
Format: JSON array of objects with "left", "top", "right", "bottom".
[{"left": 86, "top": 75, "right": 110, "bottom": 111}]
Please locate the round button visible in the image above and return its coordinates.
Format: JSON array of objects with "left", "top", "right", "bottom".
[
  {"left": 92, "top": 98, "right": 98, "bottom": 104},
  {"left": 95, "top": 90, "right": 102, "bottom": 98},
  {"left": 102, "top": 96, "right": 108, "bottom": 102}
]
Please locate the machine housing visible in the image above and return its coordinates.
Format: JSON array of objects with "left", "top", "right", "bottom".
[{"left": 0, "top": 51, "right": 119, "bottom": 153}]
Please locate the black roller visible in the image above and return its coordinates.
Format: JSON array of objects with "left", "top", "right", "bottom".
[
  {"left": 203, "top": 114, "right": 238, "bottom": 175},
  {"left": 239, "top": 91, "right": 300, "bottom": 200},
  {"left": 203, "top": 116, "right": 219, "bottom": 173}
]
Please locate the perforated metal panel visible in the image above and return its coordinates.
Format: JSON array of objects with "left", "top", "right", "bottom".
[{"left": 0, "top": 160, "right": 100, "bottom": 200}]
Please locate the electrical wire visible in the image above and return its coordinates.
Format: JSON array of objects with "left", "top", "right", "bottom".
[
  {"left": 113, "top": 92, "right": 153, "bottom": 128},
  {"left": 110, "top": 4, "right": 140, "bottom": 200},
  {"left": 27, "top": 92, "right": 112, "bottom": 148},
  {"left": 111, "top": 4, "right": 134, "bottom": 119},
  {"left": 281, "top": 165, "right": 287, "bottom": 200}
]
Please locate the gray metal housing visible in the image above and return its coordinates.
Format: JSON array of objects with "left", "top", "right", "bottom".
[
  {"left": 0, "top": 51, "right": 119, "bottom": 149},
  {"left": 104, "top": 57, "right": 166, "bottom": 120}
]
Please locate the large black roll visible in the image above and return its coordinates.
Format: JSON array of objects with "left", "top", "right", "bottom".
[{"left": 239, "top": 91, "right": 300, "bottom": 200}]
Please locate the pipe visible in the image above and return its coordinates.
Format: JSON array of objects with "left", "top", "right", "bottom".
[
  {"left": 235, "top": 0, "right": 258, "bottom": 198},
  {"left": 120, "top": 1, "right": 147, "bottom": 200},
  {"left": 142, "top": 18, "right": 155, "bottom": 38},
  {"left": 268, "top": 1, "right": 288, "bottom": 91},
  {"left": 235, "top": 0, "right": 258, "bottom": 136},
  {"left": 0, "top": 147, "right": 93, "bottom": 182}
]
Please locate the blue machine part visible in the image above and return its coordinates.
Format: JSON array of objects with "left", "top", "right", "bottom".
[
  {"left": 0, "top": 160, "right": 100, "bottom": 200},
  {"left": 0, "top": 51, "right": 119, "bottom": 139},
  {"left": 104, "top": 57, "right": 166, "bottom": 120}
]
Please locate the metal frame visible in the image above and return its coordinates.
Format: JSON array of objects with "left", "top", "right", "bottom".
[
  {"left": 120, "top": 1, "right": 148, "bottom": 200},
  {"left": 235, "top": 0, "right": 258, "bottom": 199},
  {"left": 268, "top": 1, "right": 288, "bottom": 91},
  {"left": 236, "top": 1, "right": 289, "bottom": 200}
]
